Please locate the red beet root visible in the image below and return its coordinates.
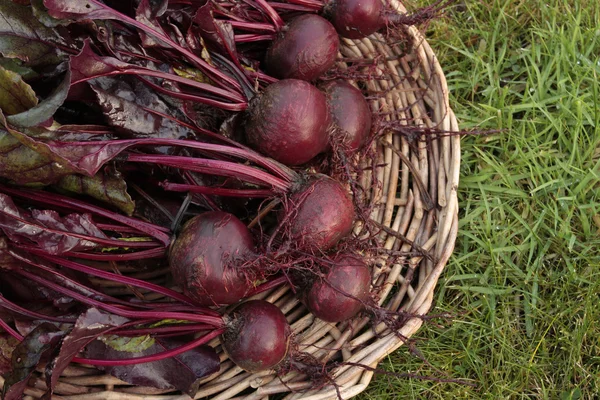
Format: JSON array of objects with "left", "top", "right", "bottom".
[
  {"left": 265, "top": 14, "right": 339, "bottom": 81},
  {"left": 222, "top": 300, "right": 291, "bottom": 372},
  {"left": 321, "top": 80, "right": 372, "bottom": 151},
  {"left": 305, "top": 254, "right": 371, "bottom": 322},
  {"left": 329, "top": 0, "right": 383, "bottom": 39},
  {"left": 285, "top": 175, "right": 355, "bottom": 250},
  {"left": 245, "top": 79, "right": 331, "bottom": 166},
  {"left": 168, "top": 212, "right": 255, "bottom": 306}
]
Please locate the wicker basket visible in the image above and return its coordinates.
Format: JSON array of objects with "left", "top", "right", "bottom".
[{"left": 12, "top": 1, "right": 461, "bottom": 398}]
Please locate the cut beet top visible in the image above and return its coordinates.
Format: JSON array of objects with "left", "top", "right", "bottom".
[{"left": 168, "top": 212, "right": 255, "bottom": 306}]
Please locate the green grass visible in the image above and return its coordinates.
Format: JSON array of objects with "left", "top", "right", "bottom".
[{"left": 360, "top": 1, "right": 600, "bottom": 399}]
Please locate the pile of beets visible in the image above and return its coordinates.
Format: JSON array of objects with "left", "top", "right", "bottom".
[{"left": 0, "top": 0, "right": 452, "bottom": 398}]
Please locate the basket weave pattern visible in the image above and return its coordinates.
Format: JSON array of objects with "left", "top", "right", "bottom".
[{"left": 10, "top": 1, "right": 461, "bottom": 398}]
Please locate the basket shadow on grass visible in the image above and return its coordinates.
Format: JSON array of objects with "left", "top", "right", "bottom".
[{"left": 360, "top": 1, "right": 600, "bottom": 399}]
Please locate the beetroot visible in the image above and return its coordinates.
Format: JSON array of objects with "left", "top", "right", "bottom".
[
  {"left": 328, "top": 0, "right": 383, "bottom": 39},
  {"left": 321, "top": 80, "right": 372, "bottom": 151},
  {"left": 265, "top": 14, "right": 339, "bottom": 81},
  {"left": 245, "top": 79, "right": 331, "bottom": 166},
  {"left": 222, "top": 300, "right": 291, "bottom": 372},
  {"left": 168, "top": 212, "right": 255, "bottom": 306},
  {"left": 305, "top": 254, "right": 371, "bottom": 322},
  {"left": 284, "top": 175, "right": 355, "bottom": 250}
]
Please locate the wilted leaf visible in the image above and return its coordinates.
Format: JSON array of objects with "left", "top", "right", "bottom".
[
  {"left": 0, "top": 58, "right": 38, "bottom": 80},
  {"left": 0, "top": 1, "right": 73, "bottom": 67},
  {"left": 1, "top": 323, "right": 65, "bottom": 400},
  {"left": 86, "top": 336, "right": 220, "bottom": 396},
  {"left": 0, "top": 66, "right": 38, "bottom": 115},
  {"left": 43, "top": 308, "right": 128, "bottom": 398},
  {"left": 0, "top": 333, "right": 19, "bottom": 375},
  {"left": 7, "top": 69, "right": 71, "bottom": 127},
  {"left": 54, "top": 169, "right": 135, "bottom": 216},
  {"left": 31, "top": 0, "right": 70, "bottom": 27},
  {"left": 0, "top": 193, "right": 108, "bottom": 254}
]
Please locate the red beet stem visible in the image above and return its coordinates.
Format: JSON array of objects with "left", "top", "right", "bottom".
[
  {"left": 254, "top": 0, "right": 285, "bottom": 29},
  {"left": 64, "top": 247, "right": 166, "bottom": 261},
  {"left": 235, "top": 33, "right": 278, "bottom": 43},
  {"left": 14, "top": 269, "right": 224, "bottom": 326},
  {"left": 126, "top": 154, "right": 291, "bottom": 191},
  {"left": 0, "top": 293, "right": 76, "bottom": 323},
  {"left": 23, "top": 248, "right": 202, "bottom": 308},
  {"left": 228, "top": 20, "right": 278, "bottom": 32},
  {"left": 72, "top": 68, "right": 245, "bottom": 103},
  {"left": 0, "top": 184, "right": 171, "bottom": 246},
  {"left": 161, "top": 182, "right": 275, "bottom": 198},
  {"left": 113, "top": 323, "right": 213, "bottom": 337},
  {"left": 0, "top": 318, "right": 23, "bottom": 341},
  {"left": 8, "top": 250, "right": 151, "bottom": 309},
  {"left": 276, "top": 0, "right": 323, "bottom": 10},
  {"left": 136, "top": 76, "right": 248, "bottom": 112},
  {"left": 72, "top": 328, "right": 226, "bottom": 366}
]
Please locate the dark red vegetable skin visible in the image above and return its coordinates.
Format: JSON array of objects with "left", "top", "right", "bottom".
[
  {"left": 265, "top": 14, "right": 340, "bottom": 81},
  {"left": 245, "top": 79, "right": 331, "bottom": 166},
  {"left": 285, "top": 175, "right": 355, "bottom": 250},
  {"left": 329, "top": 0, "right": 383, "bottom": 39},
  {"left": 222, "top": 300, "right": 291, "bottom": 372},
  {"left": 321, "top": 80, "right": 372, "bottom": 151},
  {"left": 305, "top": 254, "right": 371, "bottom": 322},
  {"left": 168, "top": 212, "right": 254, "bottom": 306}
]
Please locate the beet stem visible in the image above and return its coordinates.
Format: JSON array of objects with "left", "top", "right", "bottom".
[
  {"left": 0, "top": 318, "right": 23, "bottom": 341},
  {"left": 14, "top": 269, "right": 224, "bottom": 326},
  {"left": 0, "top": 293, "right": 76, "bottom": 323},
  {"left": 161, "top": 182, "right": 275, "bottom": 198},
  {"left": 245, "top": 275, "right": 288, "bottom": 297},
  {"left": 113, "top": 323, "right": 213, "bottom": 337},
  {"left": 8, "top": 250, "right": 157, "bottom": 309},
  {"left": 235, "top": 33, "right": 277, "bottom": 43},
  {"left": 135, "top": 76, "right": 248, "bottom": 111},
  {"left": 228, "top": 20, "right": 278, "bottom": 32},
  {"left": 64, "top": 247, "right": 166, "bottom": 261},
  {"left": 253, "top": 0, "right": 285, "bottom": 29},
  {"left": 126, "top": 154, "right": 291, "bottom": 191},
  {"left": 0, "top": 184, "right": 171, "bottom": 245},
  {"left": 24, "top": 248, "right": 202, "bottom": 308},
  {"left": 72, "top": 328, "right": 226, "bottom": 366}
]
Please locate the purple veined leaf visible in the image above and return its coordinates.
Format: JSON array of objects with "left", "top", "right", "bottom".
[
  {"left": 0, "top": 1, "right": 76, "bottom": 67},
  {"left": 1, "top": 323, "right": 66, "bottom": 400},
  {"left": 0, "top": 333, "right": 19, "bottom": 375},
  {"left": 43, "top": 308, "right": 129, "bottom": 399},
  {"left": 43, "top": 0, "right": 244, "bottom": 93},
  {"left": 31, "top": 0, "right": 72, "bottom": 28},
  {"left": 0, "top": 185, "right": 171, "bottom": 246},
  {"left": 53, "top": 168, "right": 135, "bottom": 216},
  {"left": 0, "top": 113, "right": 138, "bottom": 184},
  {"left": 68, "top": 40, "right": 246, "bottom": 108},
  {"left": 85, "top": 335, "right": 220, "bottom": 397},
  {"left": 0, "top": 193, "right": 110, "bottom": 255},
  {"left": 6, "top": 69, "right": 71, "bottom": 128},
  {"left": 90, "top": 84, "right": 199, "bottom": 140}
]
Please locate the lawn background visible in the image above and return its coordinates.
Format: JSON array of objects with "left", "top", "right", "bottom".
[{"left": 360, "top": 1, "right": 600, "bottom": 399}]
